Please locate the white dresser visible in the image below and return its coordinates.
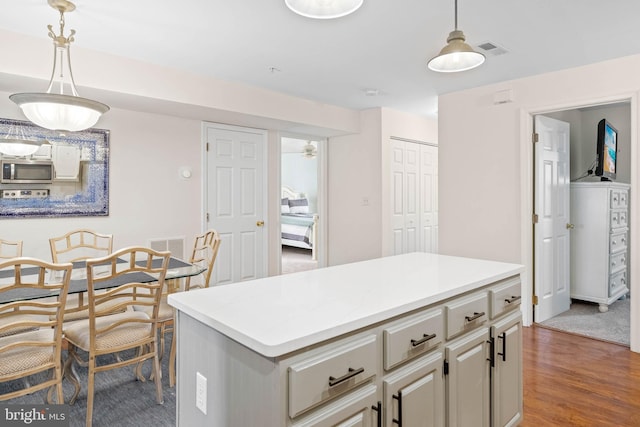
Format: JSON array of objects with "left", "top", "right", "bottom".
[{"left": 570, "top": 181, "right": 630, "bottom": 312}]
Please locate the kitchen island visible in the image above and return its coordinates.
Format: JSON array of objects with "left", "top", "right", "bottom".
[{"left": 169, "top": 252, "right": 525, "bottom": 426}]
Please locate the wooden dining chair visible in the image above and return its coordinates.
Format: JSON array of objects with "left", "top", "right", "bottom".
[
  {"left": 0, "top": 257, "right": 72, "bottom": 403},
  {"left": 0, "top": 239, "right": 23, "bottom": 260},
  {"left": 135, "top": 229, "right": 221, "bottom": 387},
  {"left": 49, "top": 229, "right": 113, "bottom": 322},
  {"left": 63, "top": 246, "right": 170, "bottom": 427}
]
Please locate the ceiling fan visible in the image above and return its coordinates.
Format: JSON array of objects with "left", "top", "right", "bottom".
[{"left": 302, "top": 141, "right": 317, "bottom": 158}]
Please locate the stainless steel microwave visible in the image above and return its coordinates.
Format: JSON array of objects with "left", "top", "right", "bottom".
[{"left": 1, "top": 160, "right": 53, "bottom": 184}]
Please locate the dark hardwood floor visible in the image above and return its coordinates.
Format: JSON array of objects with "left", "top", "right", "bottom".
[{"left": 522, "top": 325, "right": 640, "bottom": 426}]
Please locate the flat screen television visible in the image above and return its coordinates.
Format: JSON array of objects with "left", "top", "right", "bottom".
[{"left": 595, "top": 118, "right": 618, "bottom": 181}]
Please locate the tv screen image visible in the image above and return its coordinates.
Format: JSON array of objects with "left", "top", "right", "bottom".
[{"left": 596, "top": 119, "right": 618, "bottom": 181}]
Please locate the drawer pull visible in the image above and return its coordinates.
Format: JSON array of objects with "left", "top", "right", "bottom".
[
  {"left": 465, "top": 311, "right": 485, "bottom": 322},
  {"left": 328, "top": 367, "right": 364, "bottom": 387},
  {"left": 505, "top": 295, "right": 521, "bottom": 304},
  {"left": 392, "top": 391, "right": 403, "bottom": 426},
  {"left": 410, "top": 333, "right": 437, "bottom": 347},
  {"left": 497, "top": 332, "right": 507, "bottom": 362}
]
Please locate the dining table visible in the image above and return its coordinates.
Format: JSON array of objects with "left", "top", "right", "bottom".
[{"left": 0, "top": 256, "right": 206, "bottom": 304}]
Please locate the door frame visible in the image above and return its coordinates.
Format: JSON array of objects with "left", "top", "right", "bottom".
[
  {"left": 277, "top": 132, "right": 328, "bottom": 272},
  {"left": 519, "top": 92, "right": 639, "bottom": 352},
  {"left": 201, "top": 121, "right": 269, "bottom": 281}
]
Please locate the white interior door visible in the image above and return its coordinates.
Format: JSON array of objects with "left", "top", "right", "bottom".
[
  {"left": 534, "top": 115, "right": 571, "bottom": 322},
  {"left": 390, "top": 138, "right": 438, "bottom": 255},
  {"left": 420, "top": 144, "right": 439, "bottom": 253},
  {"left": 204, "top": 123, "right": 267, "bottom": 285}
]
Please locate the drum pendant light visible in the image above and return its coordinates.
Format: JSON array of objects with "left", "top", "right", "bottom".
[{"left": 428, "top": 0, "right": 485, "bottom": 73}]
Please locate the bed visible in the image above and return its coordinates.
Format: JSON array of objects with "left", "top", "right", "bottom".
[{"left": 281, "top": 186, "right": 318, "bottom": 260}]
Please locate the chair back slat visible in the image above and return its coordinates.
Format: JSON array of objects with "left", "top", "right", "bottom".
[
  {"left": 185, "top": 230, "right": 221, "bottom": 290},
  {"left": 0, "top": 257, "right": 72, "bottom": 401}
]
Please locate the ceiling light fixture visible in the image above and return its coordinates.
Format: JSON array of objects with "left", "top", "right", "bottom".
[
  {"left": 9, "top": 0, "right": 109, "bottom": 132},
  {"left": 302, "top": 141, "right": 317, "bottom": 158},
  {"left": 0, "top": 121, "right": 48, "bottom": 157},
  {"left": 285, "top": 0, "right": 363, "bottom": 19},
  {"left": 427, "top": 0, "right": 485, "bottom": 73}
]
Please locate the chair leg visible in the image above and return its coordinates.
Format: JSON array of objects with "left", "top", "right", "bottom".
[
  {"left": 169, "top": 326, "right": 177, "bottom": 387},
  {"left": 152, "top": 343, "right": 164, "bottom": 405},
  {"left": 86, "top": 357, "right": 96, "bottom": 427}
]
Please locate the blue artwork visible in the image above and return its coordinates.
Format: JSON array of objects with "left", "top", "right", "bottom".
[{"left": 0, "top": 118, "right": 109, "bottom": 218}]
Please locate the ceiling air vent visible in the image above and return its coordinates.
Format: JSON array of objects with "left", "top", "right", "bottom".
[{"left": 475, "top": 41, "right": 508, "bottom": 56}]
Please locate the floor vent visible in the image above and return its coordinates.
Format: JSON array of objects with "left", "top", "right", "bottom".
[
  {"left": 475, "top": 41, "right": 508, "bottom": 56},
  {"left": 149, "top": 237, "right": 185, "bottom": 260}
]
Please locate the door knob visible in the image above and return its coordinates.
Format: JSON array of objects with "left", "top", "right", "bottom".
[
  {"left": 256, "top": 221, "right": 265, "bottom": 227},
  {"left": 566, "top": 223, "right": 574, "bottom": 230}
]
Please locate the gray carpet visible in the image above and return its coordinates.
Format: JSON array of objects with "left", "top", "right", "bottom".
[
  {"left": 539, "top": 298, "right": 630, "bottom": 346},
  {"left": 282, "top": 246, "right": 317, "bottom": 274},
  {"left": 1, "top": 335, "right": 176, "bottom": 427}
]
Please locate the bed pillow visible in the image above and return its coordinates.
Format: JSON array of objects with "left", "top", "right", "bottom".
[
  {"left": 289, "top": 198, "right": 309, "bottom": 214},
  {"left": 281, "top": 198, "right": 290, "bottom": 213}
]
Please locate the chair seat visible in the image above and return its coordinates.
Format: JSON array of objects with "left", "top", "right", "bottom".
[
  {"left": 133, "top": 297, "right": 173, "bottom": 322},
  {"left": 0, "top": 314, "right": 48, "bottom": 337},
  {"left": 64, "top": 311, "right": 151, "bottom": 351},
  {"left": 0, "top": 329, "right": 55, "bottom": 377}
]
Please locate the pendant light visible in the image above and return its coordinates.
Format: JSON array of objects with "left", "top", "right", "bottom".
[
  {"left": 0, "top": 120, "right": 48, "bottom": 157},
  {"left": 10, "top": 0, "right": 109, "bottom": 132},
  {"left": 427, "top": 0, "right": 485, "bottom": 73},
  {"left": 285, "top": 0, "right": 363, "bottom": 19}
]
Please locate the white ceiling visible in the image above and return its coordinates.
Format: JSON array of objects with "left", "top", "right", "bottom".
[{"left": 2, "top": 1, "right": 640, "bottom": 118}]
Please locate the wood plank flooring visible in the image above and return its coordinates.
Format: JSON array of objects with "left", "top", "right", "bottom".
[{"left": 522, "top": 325, "right": 640, "bottom": 426}]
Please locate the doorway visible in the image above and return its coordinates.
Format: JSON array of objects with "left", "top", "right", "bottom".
[
  {"left": 532, "top": 102, "right": 632, "bottom": 346},
  {"left": 279, "top": 135, "right": 326, "bottom": 274}
]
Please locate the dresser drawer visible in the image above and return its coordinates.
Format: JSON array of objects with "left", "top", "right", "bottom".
[
  {"left": 618, "top": 210, "right": 628, "bottom": 228},
  {"left": 610, "top": 231, "right": 628, "bottom": 254},
  {"left": 488, "top": 276, "right": 521, "bottom": 319},
  {"left": 610, "top": 211, "right": 620, "bottom": 228},
  {"left": 609, "top": 270, "right": 628, "bottom": 296},
  {"left": 610, "top": 251, "right": 627, "bottom": 274},
  {"left": 383, "top": 308, "right": 443, "bottom": 370},
  {"left": 288, "top": 334, "right": 377, "bottom": 418},
  {"left": 445, "top": 291, "right": 488, "bottom": 339}
]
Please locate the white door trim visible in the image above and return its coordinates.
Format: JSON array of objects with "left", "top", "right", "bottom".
[
  {"left": 202, "top": 121, "right": 269, "bottom": 279},
  {"left": 519, "top": 92, "right": 639, "bottom": 353}
]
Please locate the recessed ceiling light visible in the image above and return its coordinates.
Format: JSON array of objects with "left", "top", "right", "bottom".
[{"left": 364, "top": 89, "right": 379, "bottom": 97}]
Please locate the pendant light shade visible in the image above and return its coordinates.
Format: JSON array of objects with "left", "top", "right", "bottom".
[
  {"left": 10, "top": 0, "right": 109, "bottom": 132},
  {"left": 285, "top": 0, "right": 363, "bottom": 19},
  {"left": 0, "top": 120, "right": 47, "bottom": 157},
  {"left": 427, "top": 0, "right": 484, "bottom": 73},
  {"left": 427, "top": 30, "right": 485, "bottom": 72}
]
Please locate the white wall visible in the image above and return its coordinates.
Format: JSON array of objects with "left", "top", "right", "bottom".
[
  {"left": 282, "top": 153, "right": 318, "bottom": 212},
  {"left": 0, "top": 93, "right": 202, "bottom": 260},
  {"left": 438, "top": 53, "right": 640, "bottom": 352}
]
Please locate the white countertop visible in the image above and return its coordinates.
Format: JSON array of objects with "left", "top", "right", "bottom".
[{"left": 168, "top": 253, "right": 524, "bottom": 358}]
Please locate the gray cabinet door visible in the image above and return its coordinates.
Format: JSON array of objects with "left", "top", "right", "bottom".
[
  {"left": 383, "top": 351, "right": 444, "bottom": 427},
  {"left": 491, "top": 311, "right": 523, "bottom": 427},
  {"left": 445, "top": 327, "right": 490, "bottom": 427}
]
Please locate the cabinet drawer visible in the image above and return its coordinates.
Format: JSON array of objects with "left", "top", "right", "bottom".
[
  {"left": 618, "top": 210, "right": 628, "bottom": 228},
  {"left": 383, "top": 308, "right": 443, "bottom": 370},
  {"left": 488, "top": 276, "right": 522, "bottom": 319},
  {"left": 610, "top": 211, "right": 620, "bottom": 228},
  {"left": 609, "top": 270, "right": 628, "bottom": 296},
  {"left": 288, "top": 334, "right": 377, "bottom": 418},
  {"left": 619, "top": 190, "right": 629, "bottom": 208},
  {"left": 445, "top": 292, "right": 488, "bottom": 340},
  {"left": 610, "top": 252, "right": 627, "bottom": 274},
  {"left": 610, "top": 190, "right": 621, "bottom": 208},
  {"left": 610, "top": 231, "right": 628, "bottom": 254}
]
